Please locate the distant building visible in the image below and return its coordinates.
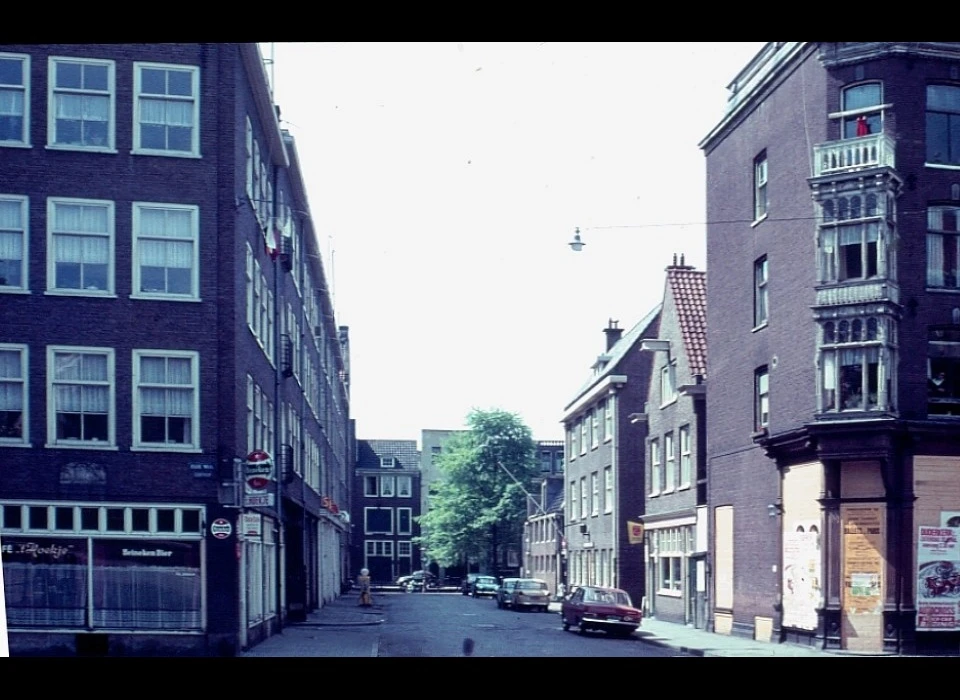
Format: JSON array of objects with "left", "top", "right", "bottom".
[{"left": 522, "top": 440, "right": 565, "bottom": 596}]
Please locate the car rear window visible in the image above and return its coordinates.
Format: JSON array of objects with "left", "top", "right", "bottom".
[
  {"left": 477, "top": 577, "right": 497, "bottom": 584},
  {"left": 517, "top": 580, "right": 547, "bottom": 590}
]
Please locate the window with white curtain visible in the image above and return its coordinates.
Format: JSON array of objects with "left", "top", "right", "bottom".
[
  {"left": 0, "top": 52, "right": 29, "bottom": 145},
  {"left": 47, "top": 57, "right": 113, "bottom": 150},
  {"left": 603, "top": 466, "right": 613, "bottom": 513},
  {"left": 47, "top": 198, "right": 113, "bottom": 294},
  {"left": 679, "top": 425, "right": 692, "bottom": 489},
  {"left": 650, "top": 438, "right": 661, "bottom": 495},
  {"left": 819, "top": 316, "right": 893, "bottom": 414},
  {"left": 132, "top": 350, "right": 199, "bottom": 450},
  {"left": 46, "top": 346, "right": 114, "bottom": 447},
  {"left": 591, "top": 472, "right": 599, "bottom": 516},
  {"left": 132, "top": 203, "right": 198, "bottom": 299},
  {"left": 927, "top": 205, "right": 960, "bottom": 289},
  {"left": 0, "top": 344, "right": 27, "bottom": 444},
  {"left": 0, "top": 195, "right": 27, "bottom": 290},
  {"left": 133, "top": 62, "right": 199, "bottom": 156}
]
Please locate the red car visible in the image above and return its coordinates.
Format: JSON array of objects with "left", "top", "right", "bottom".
[{"left": 560, "top": 585, "right": 642, "bottom": 637}]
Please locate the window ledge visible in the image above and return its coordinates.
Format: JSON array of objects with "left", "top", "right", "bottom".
[
  {"left": 751, "top": 213, "right": 769, "bottom": 228},
  {"left": 44, "top": 290, "right": 117, "bottom": 299},
  {"left": 751, "top": 321, "right": 769, "bottom": 333},
  {"left": 661, "top": 487, "right": 676, "bottom": 495},
  {"left": 925, "top": 162, "right": 960, "bottom": 171},
  {"left": 678, "top": 483, "right": 692, "bottom": 491},
  {"left": 649, "top": 490, "right": 661, "bottom": 498},
  {"left": 656, "top": 589, "right": 683, "bottom": 598},
  {"left": 131, "top": 149, "right": 202, "bottom": 159},
  {"left": 0, "top": 289, "right": 30, "bottom": 295},
  {"left": 130, "top": 294, "right": 202, "bottom": 302},
  {"left": 46, "top": 144, "right": 118, "bottom": 154},
  {"left": 130, "top": 445, "right": 202, "bottom": 453},
  {"left": 659, "top": 398, "right": 679, "bottom": 410},
  {"left": 45, "top": 442, "right": 118, "bottom": 451},
  {"left": 0, "top": 142, "right": 31, "bottom": 149},
  {"left": 926, "top": 287, "right": 960, "bottom": 294}
]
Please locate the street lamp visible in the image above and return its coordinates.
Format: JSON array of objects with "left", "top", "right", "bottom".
[{"left": 568, "top": 227, "right": 585, "bottom": 252}]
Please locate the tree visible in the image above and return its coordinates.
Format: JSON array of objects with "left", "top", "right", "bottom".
[{"left": 415, "top": 408, "right": 539, "bottom": 575}]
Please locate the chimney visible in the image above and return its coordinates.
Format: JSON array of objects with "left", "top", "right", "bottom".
[{"left": 604, "top": 318, "right": 623, "bottom": 351}]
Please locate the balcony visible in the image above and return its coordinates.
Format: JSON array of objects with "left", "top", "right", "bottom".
[
  {"left": 812, "top": 133, "right": 895, "bottom": 178},
  {"left": 814, "top": 279, "right": 899, "bottom": 307}
]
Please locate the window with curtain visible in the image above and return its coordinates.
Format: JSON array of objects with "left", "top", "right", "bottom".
[
  {"left": 604, "top": 466, "right": 613, "bottom": 513},
  {"left": 754, "top": 151, "right": 768, "bottom": 221},
  {"left": 48, "top": 347, "right": 113, "bottom": 446},
  {"left": 679, "top": 425, "right": 692, "bottom": 488},
  {"left": 755, "top": 367, "right": 769, "bottom": 430},
  {"left": 133, "top": 203, "right": 198, "bottom": 298},
  {"left": 569, "top": 481, "right": 578, "bottom": 521},
  {"left": 841, "top": 82, "right": 883, "bottom": 139},
  {"left": 927, "top": 205, "right": 960, "bottom": 289},
  {"left": 0, "top": 53, "right": 28, "bottom": 145},
  {"left": 650, "top": 438, "right": 661, "bottom": 495},
  {"left": 604, "top": 397, "right": 613, "bottom": 441},
  {"left": 591, "top": 472, "right": 599, "bottom": 515},
  {"left": 0, "top": 344, "right": 26, "bottom": 442},
  {"left": 0, "top": 195, "right": 26, "bottom": 290},
  {"left": 133, "top": 350, "right": 198, "bottom": 449},
  {"left": 927, "top": 85, "right": 960, "bottom": 165},
  {"left": 664, "top": 432, "right": 676, "bottom": 491},
  {"left": 48, "top": 199, "right": 112, "bottom": 294},
  {"left": 754, "top": 255, "right": 768, "bottom": 327},
  {"left": 48, "top": 57, "right": 113, "bottom": 149},
  {"left": 134, "top": 63, "right": 199, "bottom": 156}
]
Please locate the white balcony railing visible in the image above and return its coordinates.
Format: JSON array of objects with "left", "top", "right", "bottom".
[
  {"left": 814, "top": 279, "right": 899, "bottom": 307},
  {"left": 812, "top": 133, "right": 896, "bottom": 177}
]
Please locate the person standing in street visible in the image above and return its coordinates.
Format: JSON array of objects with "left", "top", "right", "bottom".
[{"left": 358, "top": 568, "right": 373, "bottom": 607}]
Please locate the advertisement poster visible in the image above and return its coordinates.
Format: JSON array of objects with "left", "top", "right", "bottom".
[
  {"left": 842, "top": 505, "right": 884, "bottom": 615},
  {"left": 0, "top": 533, "right": 7, "bottom": 657},
  {"left": 917, "top": 526, "right": 960, "bottom": 631},
  {"left": 782, "top": 530, "right": 821, "bottom": 630}
]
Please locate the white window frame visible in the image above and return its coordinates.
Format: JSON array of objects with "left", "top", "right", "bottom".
[
  {"left": 0, "top": 52, "right": 30, "bottom": 147},
  {"left": 756, "top": 366, "right": 770, "bottom": 429},
  {"left": 656, "top": 527, "right": 685, "bottom": 595},
  {"left": 380, "top": 475, "right": 395, "bottom": 498},
  {"left": 570, "top": 481, "right": 578, "bottom": 521},
  {"left": 836, "top": 81, "right": 885, "bottom": 140},
  {"left": 364, "top": 475, "right": 378, "bottom": 497},
  {"left": 0, "top": 343, "right": 29, "bottom": 446},
  {"left": 132, "top": 349, "right": 200, "bottom": 451},
  {"left": 679, "top": 425, "right": 692, "bottom": 490},
  {"left": 580, "top": 477, "right": 588, "bottom": 520},
  {"left": 397, "top": 475, "right": 412, "bottom": 498},
  {"left": 660, "top": 362, "right": 678, "bottom": 407},
  {"left": 380, "top": 456, "right": 394, "bottom": 468},
  {"left": 650, "top": 438, "right": 661, "bottom": 496},
  {"left": 591, "top": 472, "right": 599, "bottom": 516},
  {"left": 0, "top": 194, "right": 28, "bottom": 292},
  {"left": 604, "top": 397, "right": 613, "bottom": 442},
  {"left": 47, "top": 56, "right": 115, "bottom": 152},
  {"left": 603, "top": 466, "right": 613, "bottom": 513},
  {"left": 245, "top": 116, "right": 254, "bottom": 201},
  {"left": 397, "top": 507, "right": 412, "bottom": 535},
  {"left": 754, "top": 255, "right": 768, "bottom": 328},
  {"left": 131, "top": 202, "right": 200, "bottom": 300},
  {"left": 664, "top": 432, "right": 676, "bottom": 493},
  {"left": 591, "top": 408, "right": 599, "bottom": 448},
  {"left": 927, "top": 205, "right": 960, "bottom": 289},
  {"left": 365, "top": 540, "right": 394, "bottom": 558},
  {"left": 580, "top": 418, "right": 587, "bottom": 455},
  {"left": 568, "top": 427, "right": 577, "bottom": 461},
  {"left": 46, "top": 197, "right": 114, "bottom": 296},
  {"left": 754, "top": 152, "right": 768, "bottom": 222},
  {"left": 397, "top": 541, "right": 412, "bottom": 558},
  {"left": 132, "top": 62, "right": 200, "bottom": 158},
  {"left": 46, "top": 346, "right": 116, "bottom": 449},
  {"left": 363, "top": 507, "right": 393, "bottom": 535}
]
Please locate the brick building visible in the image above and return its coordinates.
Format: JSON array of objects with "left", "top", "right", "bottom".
[
  {"left": 0, "top": 43, "right": 352, "bottom": 656},
  {"left": 701, "top": 42, "right": 960, "bottom": 655}
]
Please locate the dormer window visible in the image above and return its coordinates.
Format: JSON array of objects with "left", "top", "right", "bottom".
[{"left": 380, "top": 456, "right": 395, "bottom": 468}]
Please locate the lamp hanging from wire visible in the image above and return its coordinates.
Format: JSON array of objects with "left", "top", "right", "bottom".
[{"left": 568, "top": 227, "right": 585, "bottom": 252}]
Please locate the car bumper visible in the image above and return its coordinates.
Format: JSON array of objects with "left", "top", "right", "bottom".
[
  {"left": 513, "top": 598, "right": 550, "bottom": 607},
  {"left": 582, "top": 615, "right": 640, "bottom": 631}
]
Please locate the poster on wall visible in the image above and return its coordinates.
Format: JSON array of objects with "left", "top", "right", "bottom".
[
  {"left": 916, "top": 526, "right": 960, "bottom": 631},
  {"left": 842, "top": 505, "right": 884, "bottom": 615},
  {"left": 782, "top": 530, "right": 821, "bottom": 630}
]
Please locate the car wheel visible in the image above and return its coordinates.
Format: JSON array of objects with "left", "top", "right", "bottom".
[
  {"left": 561, "top": 615, "right": 570, "bottom": 632},
  {"left": 578, "top": 620, "right": 589, "bottom": 635}
]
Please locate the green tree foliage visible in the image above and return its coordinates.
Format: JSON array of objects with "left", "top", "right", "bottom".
[{"left": 415, "top": 408, "right": 538, "bottom": 571}]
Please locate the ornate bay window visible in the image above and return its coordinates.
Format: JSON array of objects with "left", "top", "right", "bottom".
[
  {"left": 817, "top": 192, "right": 895, "bottom": 284},
  {"left": 816, "top": 313, "right": 897, "bottom": 415}
]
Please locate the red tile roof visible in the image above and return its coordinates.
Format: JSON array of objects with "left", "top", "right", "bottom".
[{"left": 667, "top": 267, "right": 707, "bottom": 379}]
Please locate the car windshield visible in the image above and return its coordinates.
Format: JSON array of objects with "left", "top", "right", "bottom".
[
  {"left": 583, "top": 588, "right": 632, "bottom": 606},
  {"left": 517, "top": 580, "right": 547, "bottom": 590},
  {"left": 477, "top": 577, "right": 497, "bottom": 584}
]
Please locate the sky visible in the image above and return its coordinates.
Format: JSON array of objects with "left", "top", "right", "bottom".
[{"left": 262, "top": 42, "right": 767, "bottom": 445}]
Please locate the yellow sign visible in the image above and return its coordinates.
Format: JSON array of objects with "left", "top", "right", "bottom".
[{"left": 627, "top": 521, "right": 645, "bottom": 545}]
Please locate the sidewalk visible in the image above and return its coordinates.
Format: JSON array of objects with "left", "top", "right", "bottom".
[{"left": 240, "top": 590, "right": 869, "bottom": 657}]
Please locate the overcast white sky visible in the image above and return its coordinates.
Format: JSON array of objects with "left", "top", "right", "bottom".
[{"left": 263, "top": 42, "right": 767, "bottom": 445}]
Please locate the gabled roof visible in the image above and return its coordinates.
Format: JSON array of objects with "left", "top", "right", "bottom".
[
  {"left": 564, "top": 304, "right": 662, "bottom": 412},
  {"left": 666, "top": 267, "right": 707, "bottom": 379},
  {"left": 356, "top": 439, "right": 420, "bottom": 470}
]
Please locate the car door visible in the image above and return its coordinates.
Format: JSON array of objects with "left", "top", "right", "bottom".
[{"left": 567, "top": 587, "right": 586, "bottom": 625}]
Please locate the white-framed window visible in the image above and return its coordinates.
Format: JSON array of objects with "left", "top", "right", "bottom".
[
  {"left": 679, "top": 425, "right": 692, "bottom": 489},
  {"left": 245, "top": 243, "right": 254, "bottom": 329},
  {"left": 570, "top": 481, "right": 578, "bottom": 521},
  {"left": 660, "top": 362, "right": 677, "bottom": 406},
  {"left": 0, "top": 344, "right": 28, "bottom": 445},
  {"left": 133, "top": 62, "right": 200, "bottom": 157},
  {"left": 604, "top": 397, "right": 613, "bottom": 441},
  {"left": 819, "top": 316, "right": 896, "bottom": 415},
  {"left": 47, "top": 198, "right": 114, "bottom": 295},
  {"left": 755, "top": 366, "right": 770, "bottom": 429},
  {"left": 591, "top": 408, "right": 599, "bottom": 448},
  {"left": 397, "top": 540, "right": 411, "bottom": 558},
  {"left": 47, "top": 346, "right": 115, "bottom": 448},
  {"left": 245, "top": 116, "right": 254, "bottom": 201},
  {"left": 365, "top": 540, "right": 394, "bottom": 557},
  {"left": 380, "top": 475, "right": 395, "bottom": 497},
  {"left": 650, "top": 438, "right": 661, "bottom": 495},
  {"left": 656, "top": 527, "right": 686, "bottom": 594},
  {"left": 580, "top": 418, "right": 587, "bottom": 455},
  {"left": 132, "top": 202, "right": 199, "bottom": 299},
  {"left": 364, "top": 475, "right": 378, "bottom": 497},
  {"left": 568, "top": 426, "right": 577, "bottom": 460},
  {"left": 0, "top": 52, "right": 29, "bottom": 146},
  {"left": 0, "top": 194, "right": 28, "bottom": 291},
  {"left": 927, "top": 84, "right": 960, "bottom": 166},
  {"left": 363, "top": 507, "right": 393, "bottom": 535},
  {"left": 580, "top": 477, "right": 587, "bottom": 520},
  {"left": 754, "top": 255, "right": 768, "bottom": 328},
  {"left": 664, "top": 432, "right": 676, "bottom": 492},
  {"left": 132, "top": 349, "right": 199, "bottom": 450},
  {"left": 379, "top": 456, "right": 394, "bottom": 468},
  {"left": 397, "top": 475, "right": 412, "bottom": 497},
  {"left": 603, "top": 466, "right": 613, "bottom": 514},
  {"left": 397, "top": 507, "right": 412, "bottom": 535},
  {"left": 840, "top": 81, "right": 883, "bottom": 139},
  {"left": 540, "top": 450, "right": 553, "bottom": 472},
  {"left": 817, "top": 191, "right": 892, "bottom": 284},
  {"left": 754, "top": 151, "right": 768, "bottom": 221},
  {"left": 927, "top": 205, "right": 960, "bottom": 289},
  {"left": 591, "top": 472, "right": 599, "bottom": 516},
  {"left": 47, "top": 56, "right": 114, "bottom": 151}
]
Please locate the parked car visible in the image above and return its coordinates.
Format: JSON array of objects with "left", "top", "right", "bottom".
[
  {"left": 470, "top": 575, "right": 499, "bottom": 598},
  {"left": 461, "top": 573, "right": 481, "bottom": 596},
  {"left": 396, "top": 570, "right": 437, "bottom": 592},
  {"left": 503, "top": 578, "right": 551, "bottom": 611},
  {"left": 560, "top": 585, "right": 642, "bottom": 637},
  {"left": 495, "top": 578, "right": 521, "bottom": 609}
]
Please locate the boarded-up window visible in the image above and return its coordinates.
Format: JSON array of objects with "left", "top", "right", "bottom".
[{"left": 715, "top": 506, "right": 734, "bottom": 609}]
